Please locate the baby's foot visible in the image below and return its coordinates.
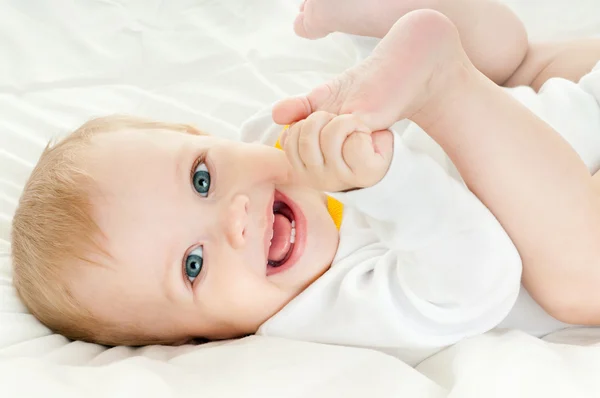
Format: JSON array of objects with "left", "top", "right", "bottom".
[
  {"left": 295, "top": 0, "right": 375, "bottom": 39},
  {"left": 275, "top": 10, "right": 474, "bottom": 131},
  {"left": 294, "top": 0, "right": 414, "bottom": 39}
]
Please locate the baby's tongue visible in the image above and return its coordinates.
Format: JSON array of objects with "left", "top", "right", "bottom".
[{"left": 268, "top": 214, "right": 292, "bottom": 263}]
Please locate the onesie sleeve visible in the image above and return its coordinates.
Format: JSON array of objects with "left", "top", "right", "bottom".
[{"left": 328, "top": 131, "right": 523, "bottom": 340}]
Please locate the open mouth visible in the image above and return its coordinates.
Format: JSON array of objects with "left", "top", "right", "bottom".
[
  {"left": 266, "top": 191, "right": 304, "bottom": 276},
  {"left": 267, "top": 200, "right": 295, "bottom": 267}
]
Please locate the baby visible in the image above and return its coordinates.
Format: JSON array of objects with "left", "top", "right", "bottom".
[{"left": 11, "top": 0, "right": 600, "bottom": 366}]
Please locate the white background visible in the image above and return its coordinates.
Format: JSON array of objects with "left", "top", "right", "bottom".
[{"left": 1, "top": 1, "right": 600, "bottom": 397}]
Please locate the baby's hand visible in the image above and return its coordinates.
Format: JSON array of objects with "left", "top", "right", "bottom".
[{"left": 280, "top": 111, "right": 394, "bottom": 192}]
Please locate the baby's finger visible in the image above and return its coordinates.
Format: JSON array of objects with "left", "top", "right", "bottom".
[
  {"left": 320, "top": 114, "right": 370, "bottom": 172},
  {"left": 342, "top": 132, "right": 379, "bottom": 186},
  {"left": 298, "top": 112, "right": 335, "bottom": 170},
  {"left": 282, "top": 122, "right": 306, "bottom": 176}
]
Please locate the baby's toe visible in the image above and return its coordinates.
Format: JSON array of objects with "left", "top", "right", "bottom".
[
  {"left": 272, "top": 96, "right": 312, "bottom": 125},
  {"left": 293, "top": 12, "right": 311, "bottom": 38},
  {"left": 292, "top": 1, "right": 330, "bottom": 39}
]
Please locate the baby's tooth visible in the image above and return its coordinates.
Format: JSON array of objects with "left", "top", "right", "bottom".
[
  {"left": 291, "top": 220, "right": 296, "bottom": 228},
  {"left": 290, "top": 226, "right": 296, "bottom": 244}
]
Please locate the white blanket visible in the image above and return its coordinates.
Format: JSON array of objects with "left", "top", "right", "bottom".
[{"left": 1, "top": 1, "right": 600, "bottom": 397}]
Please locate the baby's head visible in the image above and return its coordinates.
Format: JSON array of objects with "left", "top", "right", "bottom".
[{"left": 11, "top": 115, "right": 339, "bottom": 345}]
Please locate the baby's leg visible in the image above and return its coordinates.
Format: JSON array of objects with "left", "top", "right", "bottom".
[
  {"left": 277, "top": 10, "right": 600, "bottom": 324},
  {"left": 295, "top": 0, "right": 528, "bottom": 85},
  {"left": 275, "top": 9, "right": 470, "bottom": 131},
  {"left": 393, "top": 21, "right": 600, "bottom": 324},
  {"left": 506, "top": 39, "right": 600, "bottom": 90}
]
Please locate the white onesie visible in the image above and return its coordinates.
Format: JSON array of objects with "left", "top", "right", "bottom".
[{"left": 240, "top": 61, "right": 600, "bottom": 367}]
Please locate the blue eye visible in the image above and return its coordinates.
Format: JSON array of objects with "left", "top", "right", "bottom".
[
  {"left": 185, "top": 247, "right": 204, "bottom": 283},
  {"left": 192, "top": 162, "right": 210, "bottom": 197}
]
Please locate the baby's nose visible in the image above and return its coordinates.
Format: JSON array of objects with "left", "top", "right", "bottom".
[{"left": 224, "top": 194, "right": 249, "bottom": 249}]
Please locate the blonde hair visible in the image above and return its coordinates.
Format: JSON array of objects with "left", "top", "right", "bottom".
[{"left": 11, "top": 115, "right": 205, "bottom": 346}]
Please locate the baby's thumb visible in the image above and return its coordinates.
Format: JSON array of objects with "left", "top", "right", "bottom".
[
  {"left": 371, "top": 129, "right": 394, "bottom": 158},
  {"left": 342, "top": 130, "right": 393, "bottom": 187}
]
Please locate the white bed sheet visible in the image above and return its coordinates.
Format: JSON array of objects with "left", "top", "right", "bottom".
[{"left": 1, "top": 0, "right": 600, "bottom": 397}]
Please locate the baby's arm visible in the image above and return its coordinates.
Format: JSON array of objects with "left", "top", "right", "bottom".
[
  {"left": 278, "top": 112, "right": 522, "bottom": 353},
  {"left": 413, "top": 46, "right": 600, "bottom": 325}
]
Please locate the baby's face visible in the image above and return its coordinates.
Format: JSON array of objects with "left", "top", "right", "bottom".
[{"left": 73, "top": 128, "right": 339, "bottom": 342}]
